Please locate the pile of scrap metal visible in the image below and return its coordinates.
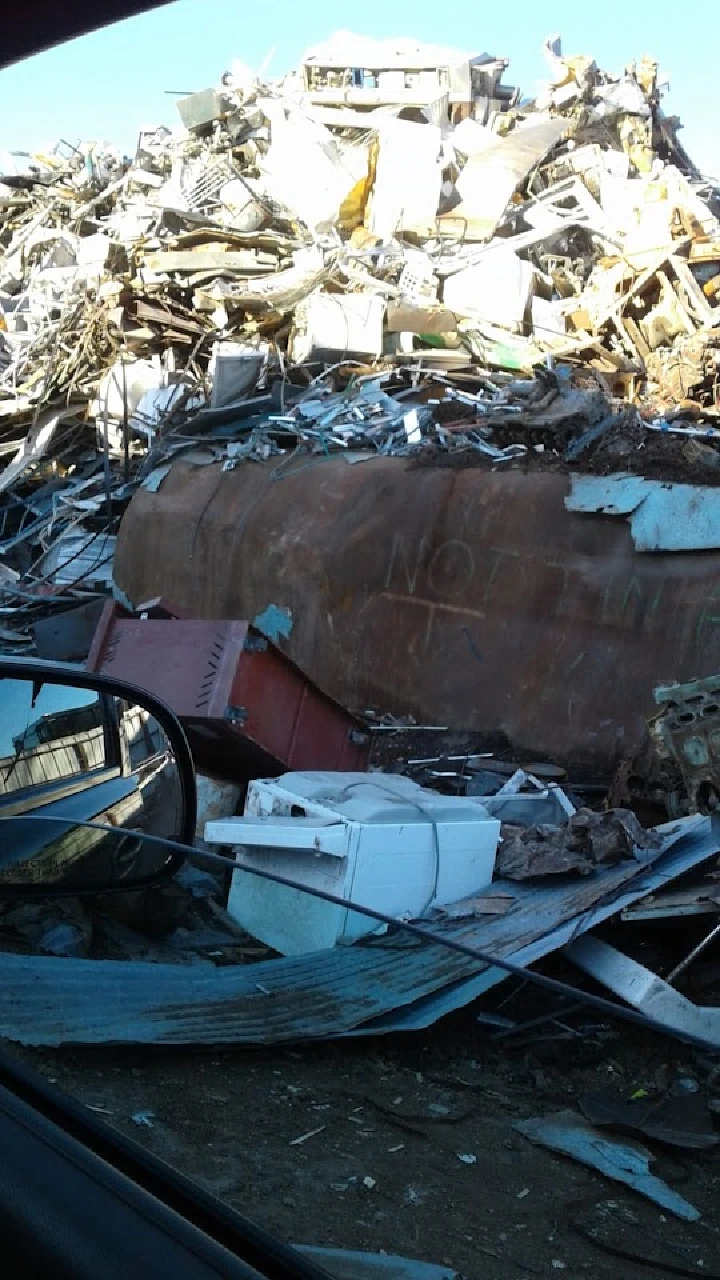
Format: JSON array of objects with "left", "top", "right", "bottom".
[
  {"left": 1, "top": 590, "right": 719, "bottom": 1051},
  {"left": 1, "top": 31, "right": 719, "bottom": 653},
  {"left": 2, "top": 744, "right": 719, "bottom": 1050}
]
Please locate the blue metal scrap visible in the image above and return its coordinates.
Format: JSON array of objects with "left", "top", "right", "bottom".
[
  {"left": 565, "top": 473, "right": 720, "bottom": 552},
  {"left": 0, "top": 815, "right": 715, "bottom": 1047},
  {"left": 253, "top": 603, "right": 293, "bottom": 643},
  {"left": 565, "top": 473, "right": 651, "bottom": 515},
  {"left": 513, "top": 1111, "right": 700, "bottom": 1222}
]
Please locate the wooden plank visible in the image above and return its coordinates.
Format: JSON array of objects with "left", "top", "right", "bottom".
[
  {"left": 133, "top": 300, "right": 204, "bottom": 334},
  {"left": 689, "top": 239, "right": 720, "bottom": 263},
  {"left": 172, "top": 227, "right": 296, "bottom": 251}
]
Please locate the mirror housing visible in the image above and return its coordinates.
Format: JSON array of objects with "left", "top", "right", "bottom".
[{"left": 0, "top": 657, "right": 196, "bottom": 897}]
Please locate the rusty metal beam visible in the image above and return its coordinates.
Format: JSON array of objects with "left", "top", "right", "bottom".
[{"left": 114, "top": 459, "right": 720, "bottom": 774}]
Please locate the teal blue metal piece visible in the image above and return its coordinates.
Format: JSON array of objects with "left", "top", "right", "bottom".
[
  {"left": 514, "top": 1111, "right": 700, "bottom": 1221},
  {"left": 631, "top": 485, "right": 720, "bottom": 552},
  {"left": 566, "top": 474, "right": 720, "bottom": 551},
  {"left": 253, "top": 604, "right": 293, "bottom": 643},
  {"left": 565, "top": 473, "right": 650, "bottom": 515}
]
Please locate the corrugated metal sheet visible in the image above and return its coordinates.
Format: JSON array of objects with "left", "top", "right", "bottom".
[
  {"left": 358, "top": 815, "right": 720, "bottom": 1032},
  {"left": 0, "top": 815, "right": 714, "bottom": 1047},
  {"left": 115, "top": 460, "right": 720, "bottom": 776},
  {"left": 42, "top": 532, "right": 116, "bottom": 587}
]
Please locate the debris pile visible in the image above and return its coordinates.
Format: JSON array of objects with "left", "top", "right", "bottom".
[
  {"left": 1, "top": 32, "right": 720, "bottom": 647},
  {"left": 495, "top": 806, "right": 661, "bottom": 881}
]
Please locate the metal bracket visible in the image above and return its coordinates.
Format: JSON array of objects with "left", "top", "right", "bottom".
[
  {"left": 224, "top": 705, "right": 248, "bottom": 727},
  {"left": 243, "top": 634, "right": 268, "bottom": 654}
]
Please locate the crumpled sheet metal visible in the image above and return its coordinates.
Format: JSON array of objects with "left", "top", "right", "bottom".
[
  {"left": 116, "top": 459, "right": 720, "bottom": 776},
  {"left": 2, "top": 35, "right": 720, "bottom": 658},
  {"left": 0, "top": 813, "right": 711, "bottom": 1047},
  {"left": 358, "top": 814, "right": 720, "bottom": 1034},
  {"left": 514, "top": 1110, "right": 700, "bottom": 1222}
]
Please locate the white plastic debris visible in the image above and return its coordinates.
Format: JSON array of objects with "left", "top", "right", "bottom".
[{"left": 368, "top": 120, "right": 443, "bottom": 242}]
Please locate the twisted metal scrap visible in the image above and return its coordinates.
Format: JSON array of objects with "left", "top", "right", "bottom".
[{"left": 8, "top": 292, "right": 121, "bottom": 411}]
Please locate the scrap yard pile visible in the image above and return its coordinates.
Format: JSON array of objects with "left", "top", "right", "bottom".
[
  {"left": 1, "top": 30, "right": 720, "bottom": 645},
  {"left": 3, "top": 30, "right": 720, "bottom": 1263}
]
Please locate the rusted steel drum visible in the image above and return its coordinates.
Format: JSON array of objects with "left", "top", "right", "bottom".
[{"left": 115, "top": 458, "right": 720, "bottom": 774}]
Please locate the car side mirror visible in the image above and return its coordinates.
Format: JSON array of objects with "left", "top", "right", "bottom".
[{"left": 0, "top": 657, "right": 196, "bottom": 897}]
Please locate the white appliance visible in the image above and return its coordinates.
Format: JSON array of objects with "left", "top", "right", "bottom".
[{"left": 205, "top": 771, "right": 500, "bottom": 956}]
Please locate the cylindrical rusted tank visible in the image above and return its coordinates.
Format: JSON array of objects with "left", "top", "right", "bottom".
[{"left": 115, "top": 457, "right": 720, "bottom": 774}]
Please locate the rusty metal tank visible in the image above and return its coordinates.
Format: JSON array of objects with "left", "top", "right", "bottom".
[{"left": 114, "top": 457, "right": 720, "bottom": 775}]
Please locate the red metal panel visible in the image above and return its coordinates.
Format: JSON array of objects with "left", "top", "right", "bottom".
[
  {"left": 114, "top": 459, "right": 720, "bottom": 775},
  {"left": 86, "top": 607, "right": 370, "bottom": 777},
  {"left": 229, "top": 651, "right": 364, "bottom": 772}
]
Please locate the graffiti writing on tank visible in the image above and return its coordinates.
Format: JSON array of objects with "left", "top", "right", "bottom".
[{"left": 383, "top": 533, "right": 720, "bottom": 660}]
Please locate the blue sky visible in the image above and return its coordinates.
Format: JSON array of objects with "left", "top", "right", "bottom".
[{"left": 0, "top": 0, "right": 717, "bottom": 178}]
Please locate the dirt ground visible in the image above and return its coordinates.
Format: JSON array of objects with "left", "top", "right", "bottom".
[{"left": 11, "top": 994, "right": 720, "bottom": 1280}]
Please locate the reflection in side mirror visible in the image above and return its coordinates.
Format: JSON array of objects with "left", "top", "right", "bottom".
[
  {"left": 0, "top": 663, "right": 194, "bottom": 895},
  {"left": 0, "top": 817, "right": 178, "bottom": 890}
]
